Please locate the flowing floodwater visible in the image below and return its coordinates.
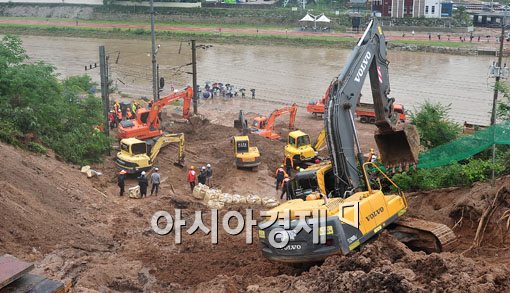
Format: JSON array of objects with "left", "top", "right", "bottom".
[{"left": 19, "top": 35, "right": 499, "bottom": 125}]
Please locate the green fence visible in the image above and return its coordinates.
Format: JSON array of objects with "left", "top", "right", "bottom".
[{"left": 417, "top": 121, "right": 510, "bottom": 169}]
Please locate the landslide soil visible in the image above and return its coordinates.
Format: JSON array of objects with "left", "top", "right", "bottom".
[{"left": 2, "top": 99, "right": 510, "bottom": 292}]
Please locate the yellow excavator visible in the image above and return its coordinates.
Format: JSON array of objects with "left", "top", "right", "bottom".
[
  {"left": 233, "top": 136, "right": 261, "bottom": 169},
  {"left": 258, "top": 18, "right": 455, "bottom": 263},
  {"left": 115, "top": 133, "right": 185, "bottom": 174},
  {"left": 284, "top": 129, "right": 326, "bottom": 169}
]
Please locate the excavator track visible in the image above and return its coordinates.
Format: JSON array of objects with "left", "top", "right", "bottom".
[{"left": 390, "top": 217, "right": 457, "bottom": 253}]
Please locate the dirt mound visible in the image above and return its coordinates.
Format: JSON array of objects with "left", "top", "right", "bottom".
[
  {"left": 0, "top": 143, "right": 113, "bottom": 258},
  {"left": 286, "top": 233, "right": 510, "bottom": 292}
]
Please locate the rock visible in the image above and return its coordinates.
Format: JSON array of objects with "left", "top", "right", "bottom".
[{"left": 246, "top": 195, "right": 261, "bottom": 205}]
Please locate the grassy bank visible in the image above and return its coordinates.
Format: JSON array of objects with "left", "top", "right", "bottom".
[{"left": 0, "top": 21, "right": 479, "bottom": 51}]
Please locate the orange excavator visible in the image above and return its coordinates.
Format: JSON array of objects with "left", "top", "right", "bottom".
[
  {"left": 306, "top": 83, "right": 333, "bottom": 117},
  {"left": 117, "top": 86, "right": 193, "bottom": 140},
  {"left": 251, "top": 103, "right": 298, "bottom": 140}
]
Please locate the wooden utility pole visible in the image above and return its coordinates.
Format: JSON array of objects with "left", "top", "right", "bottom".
[
  {"left": 191, "top": 39, "right": 198, "bottom": 115},
  {"left": 99, "top": 45, "right": 109, "bottom": 138}
]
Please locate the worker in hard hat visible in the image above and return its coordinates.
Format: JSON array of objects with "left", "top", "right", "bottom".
[
  {"left": 206, "top": 163, "right": 213, "bottom": 186},
  {"left": 367, "top": 148, "right": 378, "bottom": 163},
  {"left": 150, "top": 167, "right": 161, "bottom": 196},
  {"left": 187, "top": 166, "right": 197, "bottom": 192},
  {"left": 126, "top": 108, "right": 133, "bottom": 120},
  {"left": 198, "top": 166, "right": 207, "bottom": 185},
  {"left": 280, "top": 174, "right": 291, "bottom": 200},
  {"left": 275, "top": 164, "right": 286, "bottom": 191},
  {"left": 138, "top": 171, "right": 148, "bottom": 198},
  {"left": 118, "top": 170, "right": 127, "bottom": 196}
]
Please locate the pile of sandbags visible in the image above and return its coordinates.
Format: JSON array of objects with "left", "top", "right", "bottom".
[{"left": 194, "top": 186, "right": 279, "bottom": 210}]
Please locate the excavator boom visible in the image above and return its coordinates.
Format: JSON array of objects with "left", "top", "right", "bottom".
[
  {"left": 254, "top": 104, "right": 298, "bottom": 140},
  {"left": 118, "top": 86, "right": 193, "bottom": 140},
  {"left": 149, "top": 133, "right": 185, "bottom": 167}
]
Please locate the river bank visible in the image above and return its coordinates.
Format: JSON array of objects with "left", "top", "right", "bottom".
[{"left": 0, "top": 17, "right": 501, "bottom": 56}]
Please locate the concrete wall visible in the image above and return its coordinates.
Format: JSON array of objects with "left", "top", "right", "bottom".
[{"left": 0, "top": 0, "right": 103, "bottom": 4}]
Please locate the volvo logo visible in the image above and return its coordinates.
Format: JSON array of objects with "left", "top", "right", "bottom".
[{"left": 354, "top": 51, "right": 372, "bottom": 82}]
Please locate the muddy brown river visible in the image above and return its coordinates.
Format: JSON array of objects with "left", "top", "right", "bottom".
[{"left": 19, "top": 35, "right": 501, "bottom": 125}]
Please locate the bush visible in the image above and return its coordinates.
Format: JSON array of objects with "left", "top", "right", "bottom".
[
  {"left": 0, "top": 35, "right": 111, "bottom": 164},
  {"left": 409, "top": 100, "right": 461, "bottom": 150},
  {"left": 391, "top": 159, "right": 504, "bottom": 191},
  {"left": 28, "top": 142, "right": 48, "bottom": 154}
]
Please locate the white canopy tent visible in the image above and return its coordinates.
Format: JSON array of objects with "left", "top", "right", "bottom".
[
  {"left": 315, "top": 14, "right": 331, "bottom": 23},
  {"left": 299, "top": 13, "right": 315, "bottom": 22}
]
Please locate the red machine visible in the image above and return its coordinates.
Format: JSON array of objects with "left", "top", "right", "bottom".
[
  {"left": 356, "top": 102, "right": 406, "bottom": 123},
  {"left": 306, "top": 83, "right": 333, "bottom": 117},
  {"left": 117, "top": 86, "right": 193, "bottom": 140},
  {"left": 252, "top": 104, "right": 298, "bottom": 140}
]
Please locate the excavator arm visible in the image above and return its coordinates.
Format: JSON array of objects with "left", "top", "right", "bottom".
[
  {"left": 149, "top": 133, "right": 185, "bottom": 167},
  {"left": 325, "top": 18, "right": 419, "bottom": 197},
  {"left": 313, "top": 129, "right": 327, "bottom": 151},
  {"left": 264, "top": 103, "right": 298, "bottom": 132},
  {"left": 146, "top": 86, "right": 193, "bottom": 130}
]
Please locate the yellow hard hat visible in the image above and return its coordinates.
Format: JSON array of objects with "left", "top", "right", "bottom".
[
  {"left": 190, "top": 166, "right": 195, "bottom": 170},
  {"left": 370, "top": 148, "right": 374, "bottom": 152},
  {"left": 280, "top": 164, "right": 284, "bottom": 168}
]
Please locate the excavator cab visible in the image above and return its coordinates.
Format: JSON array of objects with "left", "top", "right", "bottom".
[
  {"left": 284, "top": 130, "right": 317, "bottom": 169},
  {"left": 252, "top": 116, "right": 267, "bottom": 130}
]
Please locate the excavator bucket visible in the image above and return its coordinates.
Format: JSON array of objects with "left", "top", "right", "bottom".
[
  {"left": 173, "top": 162, "right": 185, "bottom": 168},
  {"left": 375, "top": 123, "right": 420, "bottom": 169}
]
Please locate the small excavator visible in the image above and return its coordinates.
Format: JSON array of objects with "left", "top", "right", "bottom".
[
  {"left": 117, "top": 86, "right": 193, "bottom": 140},
  {"left": 259, "top": 18, "right": 455, "bottom": 263},
  {"left": 115, "top": 133, "right": 185, "bottom": 174},
  {"left": 251, "top": 104, "right": 298, "bottom": 140}
]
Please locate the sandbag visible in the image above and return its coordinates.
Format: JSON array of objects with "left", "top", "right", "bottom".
[
  {"left": 218, "top": 193, "right": 233, "bottom": 204},
  {"left": 207, "top": 200, "right": 225, "bottom": 209},
  {"left": 204, "top": 189, "right": 221, "bottom": 201},
  {"left": 231, "top": 194, "right": 242, "bottom": 204},
  {"left": 262, "top": 197, "right": 279, "bottom": 208},
  {"left": 193, "top": 184, "right": 204, "bottom": 199},
  {"left": 128, "top": 186, "right": 141, "bottom": 199},
  {"left": 246, "top": 194, "right": 261, "bottom": 205},
  {"left": 199, "top": 185, "right": 210, "bottom": 199},
  {"left": 80, "top": 165, "right": 90, "bottom": 173}
]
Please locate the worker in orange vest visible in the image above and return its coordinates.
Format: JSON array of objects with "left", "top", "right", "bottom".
[
  {"left": 275, "top": 164, "right": 287, "bottom": 191},
  {"left": 280, "top": 175, "right": 291, "bottom": 200},
  {"left": 126, "top": 108, "right": 133, "bottom": 120}
]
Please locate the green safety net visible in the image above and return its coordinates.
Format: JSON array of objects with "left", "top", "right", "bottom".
[{"left": 417, "top": 121, "right": 510, "bottom": 169}]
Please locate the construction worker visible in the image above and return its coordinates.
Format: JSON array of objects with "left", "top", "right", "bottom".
[
  {"left": 206, "top": 164, "right": 213, "bottom": 186},
  {"left": 367, "top": 148, "right": 378, "bottom": 163},
  {"left": 275, "top": 164, "right": 286, "bottom": 190},
  {"left": 280, "top": 175, "right": 291, "bottom": 200},
  {"left": 118, "top": 170, "right": 127, "bottom": 196},
  {"left": 113, "top": 101, "right": 120, "bottom": 114},
  {"left": 108, "top": 110, "right": 116, "bottom": 129},
  {"left": 150, "top": 167, "right": 161, "bottom": 196},
  {"left": 187, "top": 166, "right": 197, "bottom": 192},
  {"left": 131, "top": 102, "right": 137, "bottom": 116},
  {"left": 126, "top": 108, "right": 133, "bottom": 120},
  {"left": 198, "top": 166, "right": 207, "bottom": 185},
  {"left": 138, "top": 171, "right": 148, "bottom": 198},
  {"left": 116, "top": 109, "right": 122, "bottom": 124}
]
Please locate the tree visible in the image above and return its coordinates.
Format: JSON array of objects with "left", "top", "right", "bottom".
[
  {"left": 409, "top": 100, "right": 461, "bottom": 149},
  {"left": 0, "top": 35, "right": 110, "bottom": 164}
]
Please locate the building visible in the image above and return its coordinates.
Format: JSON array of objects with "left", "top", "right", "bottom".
[{"left": 371, "top": 0, "right": 449, "bottom": 18}]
